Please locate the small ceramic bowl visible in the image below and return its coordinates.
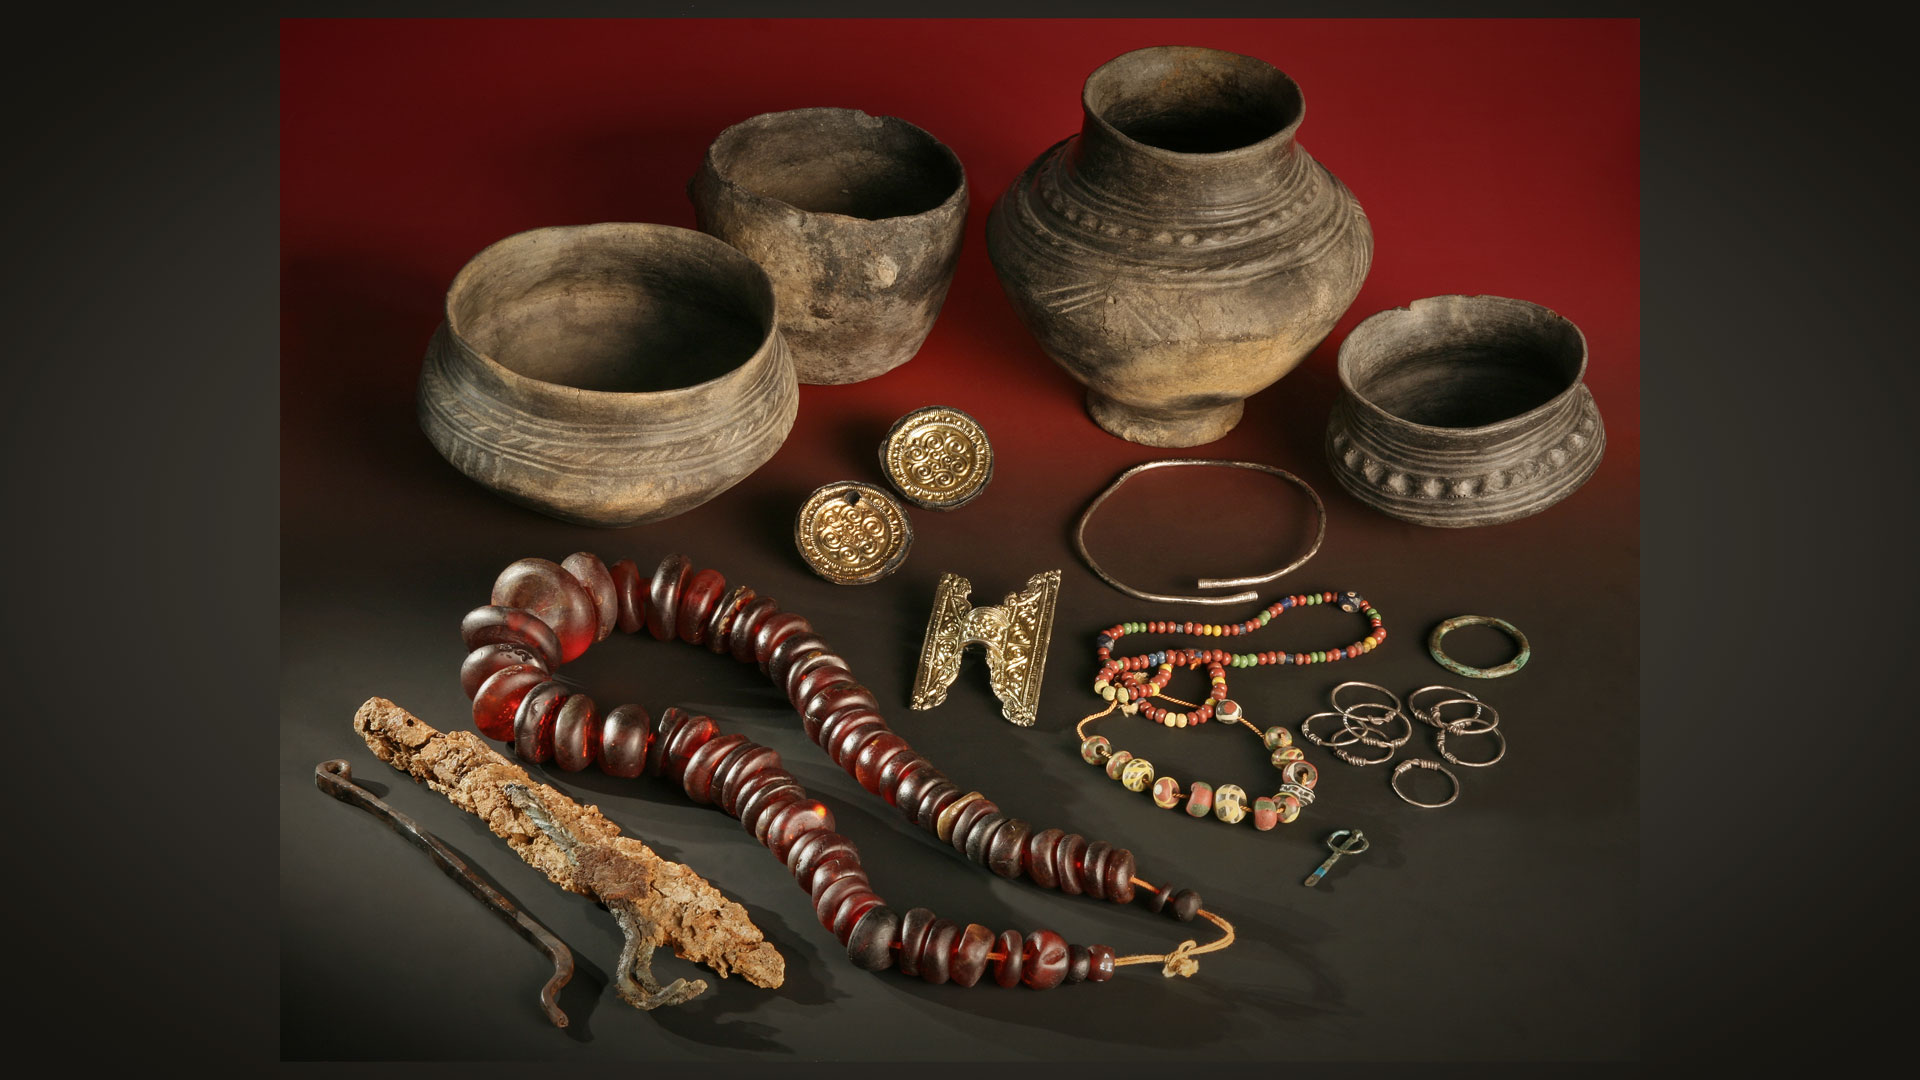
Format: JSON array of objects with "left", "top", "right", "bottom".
[
  {"left": 417, "top": 222, "right": 799, "bottom": 526},
  {"left": 689, "top": 107, "right": 968, "bottom": 385},
  {"left": 1325, "top": 295, "right": 1605, "bottom": 527}
]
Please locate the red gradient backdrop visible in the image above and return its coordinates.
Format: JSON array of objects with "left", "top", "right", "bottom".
[{"left": 282, "top": 18, "right": 1637, "bottom": 519}]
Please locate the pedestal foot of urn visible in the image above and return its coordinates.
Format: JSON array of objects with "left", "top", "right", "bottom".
[{"left": 1086, "top": 392, "right": 1244, "bottom": 448}]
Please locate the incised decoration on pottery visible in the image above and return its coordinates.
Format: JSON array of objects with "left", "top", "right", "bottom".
[
  {"left": 987, "top": 45, "right": 1373, "bottom": 447},
  {"left": 1324, "top": 294, "right": 1606, "bottom": 527},
  {"left": 418, "top": 223, "right": 799, "bottom": 527}
]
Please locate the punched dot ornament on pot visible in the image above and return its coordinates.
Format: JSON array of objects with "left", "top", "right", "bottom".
[{"left": 987, "top": 46, "right": 1373, "bottom": 448}]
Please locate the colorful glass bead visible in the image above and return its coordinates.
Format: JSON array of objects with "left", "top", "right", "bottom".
[
  {"left": 1213, "top": 783, "right": 1248, "bottom": 824},
  {"left": 1278, "top": 793, "right": 1302, "bottom": 824},
  {"left": 1185, "top": 781, "right": 1214, "bottom": 818},
  {"left": 1262, "top": 725, "right": 1292, "bottom": 750},
  {"left": 1283, "top": 760, "right": 1319, "bottom": 789},
  {"left": 1216, "top": 699, "right": 1243, "bottom": 723},
  {"left": 1271, "top": 746, "right": 1305, "bottom": 766},
  {"left": 1120, "top": 757, "right": 1155, "bottom": 792},
  {"left": 1079, "top": 735, "right": 1112, "bottom": 764},
  {"left": 1151, "top": 776, "right": 1181, "bottom": 808},
  {"left": 1104, "top": 749, "right": 1134, "bottom": 781},
  {"left": 1251, "top": 796, "right": 1279, "bottom": 831}
]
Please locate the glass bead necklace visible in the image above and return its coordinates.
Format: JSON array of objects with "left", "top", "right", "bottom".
[
  {"left": 1075, "top": 590, "right": 1386, "bottom": 828},
  {"left": 460, "top": 551, "right": 1236, "bottom": 989}
]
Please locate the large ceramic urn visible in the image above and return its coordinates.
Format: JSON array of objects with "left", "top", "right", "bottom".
[{"left": 987, "top": 46, "right": 1373, "bottom": 447}]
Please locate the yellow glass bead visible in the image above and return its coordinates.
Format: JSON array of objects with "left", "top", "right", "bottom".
[
  {"left": 1214, "top": 783, "right": 1248, "bottom": 824},
  {"left": 1271, "top": 747, "right": 1305, "bottom": 766},
  {"left": 1151, "top": 776, "right": 1181, "bottom": 808},
  {"left": 1120, "top": 757, "right": 1155, "bottom": 792}
]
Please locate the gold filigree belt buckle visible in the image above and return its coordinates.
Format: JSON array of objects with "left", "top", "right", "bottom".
[{"left": 910, "top": 569, "right": 1060, "bottom": 726}]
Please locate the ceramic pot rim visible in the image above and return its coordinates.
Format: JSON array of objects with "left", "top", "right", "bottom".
[
  {"left": 1081, "top": 45, "right": 1306, "bottom": 163},
  {"left": 701, "top": 106, "right": 968, "bottom": 225},
  {"left": 1335, "top": 295, "right": 1592, "bottom": 438},
  {"left": 443, "top": 222, "right": 780, "bottom": 403}
]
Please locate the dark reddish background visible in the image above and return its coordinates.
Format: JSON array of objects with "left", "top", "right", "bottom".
[{"left": 282, "top": 18, "right": 1637, "bottom": 1062}]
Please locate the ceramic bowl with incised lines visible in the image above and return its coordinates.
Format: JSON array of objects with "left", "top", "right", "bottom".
[
  {"left": 1324, "top": 295, "right": 1606, "bottom": 527},
  {"left": 690, "top": 107, "right": 968, "bottom": 385},
  {"left": 417, "top": 223, "right": 799, "bottom": 526}
]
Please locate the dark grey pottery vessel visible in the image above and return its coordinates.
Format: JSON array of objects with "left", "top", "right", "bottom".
[
  {"left": 690, "top": 107, "right": 968, "bottom": 385},
  {"left": 987, "top": 45, "right": 1373, "bottom": 447},
  {"left": 1325, "top": 295, "right": 1606, "bottom": 527},
  {"left": 417, "top": 223, "right": 799, "bottom": 527}
]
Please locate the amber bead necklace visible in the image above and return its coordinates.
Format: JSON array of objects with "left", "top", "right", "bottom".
[
  {"left": 459, "top": 552, "right": 1235, "bottom": 989},
  {"left": 1073, "top": 590, "right": 1385, "bottom": 829}
]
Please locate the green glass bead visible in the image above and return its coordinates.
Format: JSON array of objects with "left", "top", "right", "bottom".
[
  {"left": 1262, "top": 726, "right": 1291, "bottom": 750},
  {"left": 1185, "top": 781, "right": 1213, "bottom": 818},
  {"left": 1271, "top": 746, "right": 1305, "bottom": 766}
]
